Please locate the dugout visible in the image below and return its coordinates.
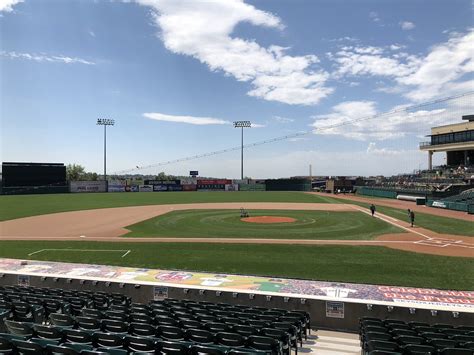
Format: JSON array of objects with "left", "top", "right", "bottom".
[{"left": 1, "top": 162, "right": 68, "bottom": 195}]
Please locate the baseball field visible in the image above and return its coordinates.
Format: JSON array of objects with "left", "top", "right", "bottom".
[{"left": 0, "top": 191, "right": 472, "bottom": 290}]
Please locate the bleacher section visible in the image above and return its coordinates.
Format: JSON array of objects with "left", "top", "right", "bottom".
[
  {"left": 428, "top": 188, "right": 474, "bottom": 213},
  {"left": 438, "top": 189, "right": 474, "bottom": 204},
  {"left": 359, "top": 317, "right": 474, "bottom": 354},
  {"left": 356, "top": 167, "right": 473, "bottom": 199},
  {"left": 0, "top": 285, "right": 312, "bottom": 355}
]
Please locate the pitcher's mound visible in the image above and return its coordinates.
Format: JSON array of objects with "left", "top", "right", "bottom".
[{"left": 241, "top": 216, "right": 296, "bottom": 224}]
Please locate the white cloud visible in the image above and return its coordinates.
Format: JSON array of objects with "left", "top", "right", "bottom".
[
  {"left": 369, "top": 11, "right": 381, "bottom": 23},
  {"left": 250, "top": 123, "right": 266, "bottom": 128},
  {"left": 133, "top": 0, "right": 333, "bottom": 105},
  {"left": 366, "top": 142, "right": 402, "bottom": 156},
  {"left": 397, "top": 29, "right": 474, "bottom": 101},
  {"left": 0, "top": 0, "right": 23, "bottom": 12},
  {"left": 0, "top": 51, "right": 95, "bottom": 65},
  {"left": 143, "top": 112, "right": 229, "bottom": 125},
  {"left": 273, "top": 116, "right": 294, "bottom": 123},
  {"left": 288, "top": 137, "right": 308, "bottom": 142},
  {"left": 328, "top": 36, "right": 359, "bottom": 43},
  {"left": 88, "top": 30, "right": 96, "bottom": 37},
  {"left": 331, "top": 29, "right": 474, "bottom": 101},
  {"left": 333, "top": 45, "right": 420, "bottom": 78},
  {"left": 310, "top": 99, "right": 461, "bottom": 141},
  {"left": 389, "top": 44, "right": 405, "bottom": 51},
  {"left": 400, "top": 21, "right": 415, "bottom": 30}
]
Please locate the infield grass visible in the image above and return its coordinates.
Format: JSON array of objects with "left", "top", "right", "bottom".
[
  {"left": 0, "top": 241, "right": 471, "bottom": 290},
  {"left": 124, "top": 209, "right": 403, "bottom": 239},
  {"left": 0, "top": 191, "right": 340, "bottom": 221}
]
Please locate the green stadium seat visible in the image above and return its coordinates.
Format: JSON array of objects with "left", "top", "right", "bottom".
[
  {"left": 190, "top": 344, "right": 225, "bottom": 355},
  {"left": 129, "top": 322, "right": 156, "bottom": 337},
  {"left": 92, "top": 332, "right": 125, "bottom": 350},
  {"left": 247, "top": 336, "right": 281, "bottom": 355},
  {"left": 33, "top": 324, "right": 64, "bottom": 342},
  {"left": 0, "top": 335, "right": 14, "bottom": 355},
  {"left": 11, "top": 338, "right": 47, "bottom": 355},
  {"left": 216, "top": 332, "right": 246, "bottom": 347},
  {"left": 4, "top": 320, "right": 34, "bottom": 338},
  {"left": 185, "top": 329, "right": 215, "bottom": 345},
  {"left": 157, "top": 325, "right": 186, "bottom": 341},
  {"left": 45, "top": 344, "right": 80, "bottom": 355},
  {"left": 100, "top": 319, "right": 128, "bottom": 335},
  {"left": 401, "top": 343, "right": 435, "bottom": 354},
  {"left": 124, "top": 334, "right": 157, "bottom": 353},
  {"left": 49, "top": 314, "right": 75, "bottom": 329}
]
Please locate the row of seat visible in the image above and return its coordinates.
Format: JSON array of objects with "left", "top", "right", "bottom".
[
  {"left": 4, "top": 320, "right": 291, "bottom": 353},
  {"left": 0, "top": 286, "right": 313, "bottom": 355},
  {"left": 0, "top": 287, "right": 310, "bottom": 333},
  {"left": 0, "top": 332, "right": 272, "bottom": 355},
  {"left": 360, "top": 317, "right": 474, "bottom": 355}
]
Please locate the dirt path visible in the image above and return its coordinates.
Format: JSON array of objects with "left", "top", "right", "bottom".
[
  {"left": 308, "top": 192, "right": 474, "bottom": 221},
  {"left": 0, "top": 202, "right": 472, "bottom": 257}
]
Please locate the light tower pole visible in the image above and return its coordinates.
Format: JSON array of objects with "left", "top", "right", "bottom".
[
  {"left": 96, "top": 118, "right": 115, "bottom": 183},
  {"left": 233, "top": 121, "right": 251, "bottom": 180}
]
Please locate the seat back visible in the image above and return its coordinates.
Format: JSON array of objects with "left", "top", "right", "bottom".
[
  {"left": 63, "top": 329, "right": 93, "bottom": 344},
  {"left": 216, "top": 332, "right": 246, "bottom": 347},
  {"left": 4, "top": 320, "right": 33, "bottom": 337},
  {"left": 124, "top": 335, "right": 156, "bottom": 353}
]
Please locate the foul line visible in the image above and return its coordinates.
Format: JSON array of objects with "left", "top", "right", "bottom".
[
  {"left": 351, "top": 206, "right": 432, "bottom": 240},
  {"left": 352, "top": 206, "right": 474, "bottom": 249},
  {"left": 28, "top": 249, "right": 131, "bottom": 258}
]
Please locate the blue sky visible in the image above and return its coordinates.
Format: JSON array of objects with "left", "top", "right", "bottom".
[{"left": 1, "top": 0, "right": 473, "bottom": 178}]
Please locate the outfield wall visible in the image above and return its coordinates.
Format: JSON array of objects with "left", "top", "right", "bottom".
[{"left": 426, "top": 199, "right": 471, "bottom": 213}]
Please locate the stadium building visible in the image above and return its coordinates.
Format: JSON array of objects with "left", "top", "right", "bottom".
[{"left": 420, "top": 115, "right": 474, "bottom": 170}]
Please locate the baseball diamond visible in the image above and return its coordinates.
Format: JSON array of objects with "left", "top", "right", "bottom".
[{"left": 2, "top": 2, "right": 474, "bottom": 353}]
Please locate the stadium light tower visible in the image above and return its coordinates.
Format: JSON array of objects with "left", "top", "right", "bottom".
[
  {"left": 96, "top": 118, "right": 115, "bottom": 183},
  {"left": 233, "top": 121, "right": 251, "bottom": 180}
]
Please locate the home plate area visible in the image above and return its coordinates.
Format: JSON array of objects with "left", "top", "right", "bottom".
[{"left": 414, "top": 238, "right": 467, "bottom": 248}]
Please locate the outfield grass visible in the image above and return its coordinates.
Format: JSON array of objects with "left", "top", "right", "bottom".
[
  {"left": 0, "top": 191, "right": 340, "bottom": 221},
  {"left": 0, "top": 241, "right": 471, "bottom": 290},
  {"left": 348, "top": 200, "right": 474, "bottom": 236},
  {"left": 124, "top": 209, "right": 403, "bottom": 239}
]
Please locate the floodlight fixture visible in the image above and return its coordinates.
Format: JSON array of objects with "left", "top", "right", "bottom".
[
  {"left": 233, "top": 121, "right": 251, "bottom": 179},
  {"left": 96, "top": 118, "right": 115, "bottom": 126},
  {"left": 233, "top": 121, "right": 251, "bottom": 128},
  {"left": 96, "top": 118, "right": 115, "bottom": 183}
]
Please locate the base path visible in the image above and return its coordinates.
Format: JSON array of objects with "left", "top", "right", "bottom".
[{"left": 0, "top": 202, "right": 472, "bottom": 257}]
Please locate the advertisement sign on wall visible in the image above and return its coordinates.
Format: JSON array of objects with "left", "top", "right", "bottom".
[
  {"left": 153, "top": 286, "right": 168, "bottom": 300},
  {"left": 182, "top": 184, "right": 197, "bottom": 191},
  {"left": 197, "top": 179, "right": 232, "bottom": 190},
  {"left": 139, "top": 185, "right": 153, "bottom": 192},
  {"left": 153, "top": 185, "right": 168, "bottom": 192},
  {"left": 108, "top": 180, "right": 126, "bottom": 192},
  {"left": 326, "top": 301, "right": 344, "bottom": 318},
  {"left": 225, "top": 184, "right": 239, "bottom": 191},
  {"left": 145, "top": 180, "right": 181, "bottom": 185},
  {"left": 70, "top": 181, "right": 107, "bottom": 193},
  {"left": 18, "top": 275, "right": 30, "bottom": 287}
]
